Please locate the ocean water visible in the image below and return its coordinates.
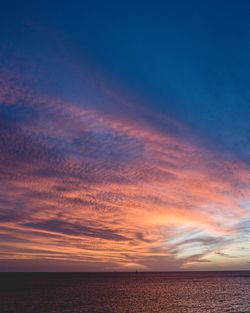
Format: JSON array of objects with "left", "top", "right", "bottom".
[{"left": 1, "top": 272, "right": 250, "bottom": 313}]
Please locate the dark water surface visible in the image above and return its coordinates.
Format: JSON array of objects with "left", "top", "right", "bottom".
[{"left": 1, "top": 272, "right": 250, "bottom": 313}]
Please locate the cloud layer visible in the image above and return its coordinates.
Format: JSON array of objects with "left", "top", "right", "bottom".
[{"left": 0, "top": 65, "right": 250, "bottom": 271}]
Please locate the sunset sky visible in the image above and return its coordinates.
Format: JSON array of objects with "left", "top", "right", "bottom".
[{"left": 0, "top": 0, "right": 250, "bottom": 271}]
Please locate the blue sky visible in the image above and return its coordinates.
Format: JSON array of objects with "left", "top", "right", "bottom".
[{"left": 2, "top": 1, "right": 250, "bottom": 158}]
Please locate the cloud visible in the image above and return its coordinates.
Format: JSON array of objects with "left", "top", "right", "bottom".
[
  {"left": 23, "top": 220, "right": 129, "bottom": 241},
  {"left": 215, "top": 251, "right": 238, "bottom": 259},
  {"left": 0, "top": 64, "right": 250, "bottom": 271}
]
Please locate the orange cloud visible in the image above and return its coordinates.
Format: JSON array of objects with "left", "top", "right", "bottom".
[{"left": 0, "top": 68, "right": 250, "bottom": 271}]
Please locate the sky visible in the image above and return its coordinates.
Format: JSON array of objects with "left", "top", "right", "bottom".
[{"left": 0, "top": 0, "right": 250, "bottom": 271}]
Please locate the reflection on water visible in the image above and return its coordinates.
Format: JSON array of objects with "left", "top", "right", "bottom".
[{"left": 1, "top": 272, "right": 250, "bottom": 313}]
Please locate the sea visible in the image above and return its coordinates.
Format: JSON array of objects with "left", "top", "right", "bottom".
[{"left": 1, "top": 271, "right": 250, "bottom": 313}]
